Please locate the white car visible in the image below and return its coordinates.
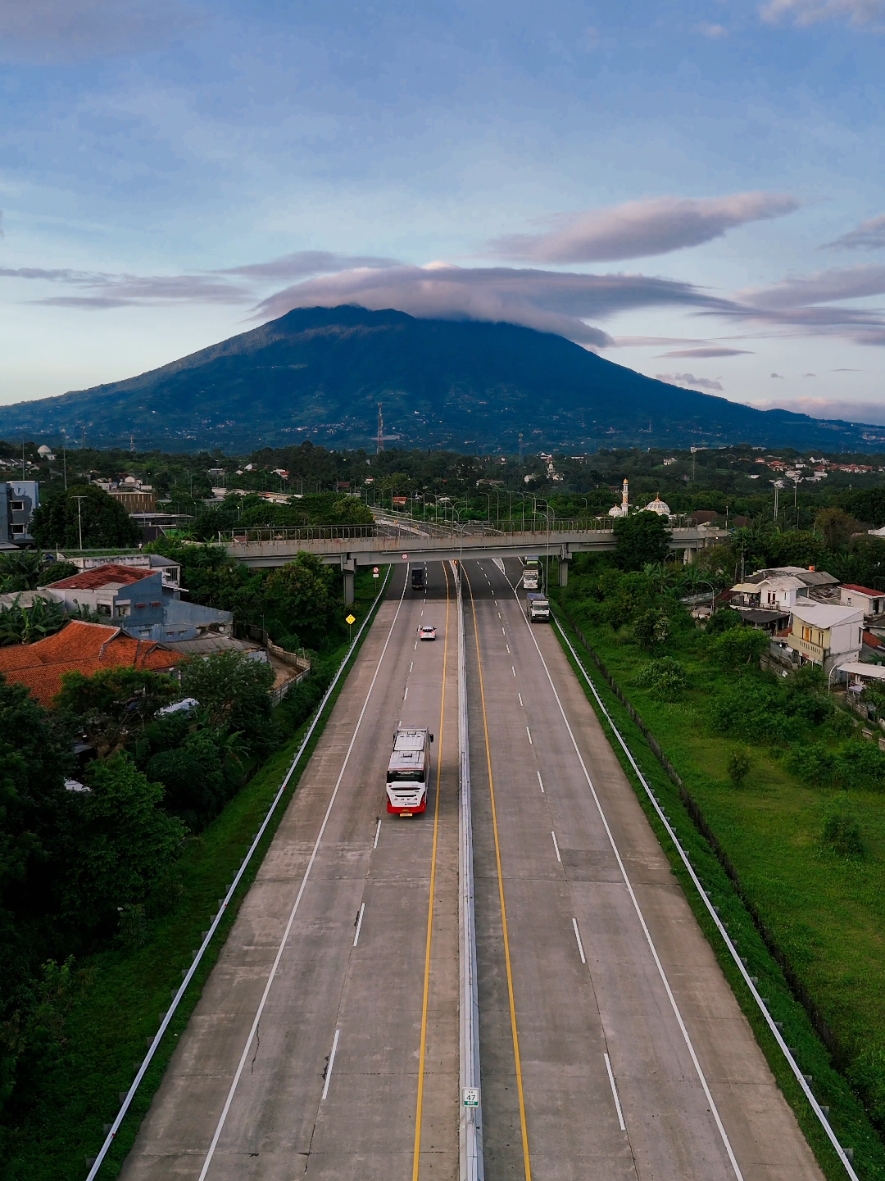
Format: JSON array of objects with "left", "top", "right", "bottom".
[{"left": 418, "top": 624, "right": 437, "bottom": 641}]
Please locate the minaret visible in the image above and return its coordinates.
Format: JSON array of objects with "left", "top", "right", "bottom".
[{"left": 621, "top": 478, "right": 629, "bottom": 515}]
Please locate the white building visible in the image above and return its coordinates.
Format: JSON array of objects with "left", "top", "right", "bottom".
[
  {"left": 643, "top": 493, "right": 671, "bottom": 517},
  {"left": 840, "top": 584, "right": 885, "bottom": 620}
]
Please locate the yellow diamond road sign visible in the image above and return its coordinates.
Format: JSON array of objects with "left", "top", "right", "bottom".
[{"left": 345, "top": 614, "right": 356, "bottom": 625}]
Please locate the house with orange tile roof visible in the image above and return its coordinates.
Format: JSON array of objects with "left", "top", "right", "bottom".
[{"left": 0, "top": 620, "right": 181, "bottom": 706}]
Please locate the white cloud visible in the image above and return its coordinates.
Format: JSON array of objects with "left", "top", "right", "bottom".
[
  {"left": 823, "top": 214, "right": 885, "bottom": 251},
  {"left": 760, "top": 0, "right": 885, "bottom": 25},
  {"left": 253, "top": 262, "right": 731, "bottom": 347},
  {"left": 220, "top": 252, "right": 399, "bottom": 279},
  {"left": 655, "top": 372, "right": 724, "bottom": 391},
  {"left": 697, "top": 22, "right": 729, "bottom": 37},
  {"left": 0, "top": 265, "right": 250, "bottom": 306},
  {"left": 487, "top": 192, "right": 800, "bottom": 264},
  {"left": 656, "top": 346, "right": 753, "bottom": 357}
]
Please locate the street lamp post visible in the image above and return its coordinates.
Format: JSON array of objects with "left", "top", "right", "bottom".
[{"left": 71, "top": 495, "right": 87, "bottom": 552}]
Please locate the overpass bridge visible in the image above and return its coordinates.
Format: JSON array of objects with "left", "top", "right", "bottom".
[{"left": 222, "top": 519, "right": 730, "bottom": 602}]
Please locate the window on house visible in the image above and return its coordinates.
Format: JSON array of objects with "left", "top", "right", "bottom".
[
  {"left": 10, "top": 501, "right": 24, "bottom": 512},
  {"left": 801, "top": 625, "right": 812, "bottom": 642},
  {"left": 97, "top": 604, "right": 111, "bottom": 615},
  {"left": 11, "top": 524, "right": 24, "bottom": 535},
  {"left": 115, "top": 604, "right": 130, "bottom": 617}
]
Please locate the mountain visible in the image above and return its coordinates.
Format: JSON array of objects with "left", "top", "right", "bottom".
[{"left": 0, "top": 305, "right": 882, "bottom": 453}]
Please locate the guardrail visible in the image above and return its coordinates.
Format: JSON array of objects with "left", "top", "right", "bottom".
[
  {"left": 219, "top": 519, "right": 619, "bottom": 544},
  {"left": 456, "top": 564, "right": 484, "bottom": 1181}
]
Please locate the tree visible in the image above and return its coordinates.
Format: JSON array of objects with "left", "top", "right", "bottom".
[
  {"left": 263, "top": 551, "right": 341, "bottom": 649},
  {"left": 814, "top": 507, "right": 860, "bottom": 551},
  {"left": 613, "top": 511, "right": 670, "bottom": 571},
  {"left": 30, "top": 484, "right": 141, "bottom": 550},
  {"left": 62, "top": 755, "right": 186, "bottom": 931},
  {"left": 727, "top": 748, "right": 751, "bottom": 787},
  {"left": 179, "top": 650, "right": 275, "bottom": 755},
  {"left": 0, "top": 597, "right": 67, "bottom": 646},
  {"left": 55, "top": 667, "right": 179, "bottom": 756},
  {"left": 633, "top": 608, "right": 670, "bottom": 651},
  {"left": 0, "top": 552, "right": 77, "bottom": 594},
  {"left": 821, "top": 792, "right": 864, "bottom": 857},
  {"left": 710, "top": 626, "right": 769, "bottom": 669},
  {"left": 146, "top": 733, "right": 228, "bottom": 830}
]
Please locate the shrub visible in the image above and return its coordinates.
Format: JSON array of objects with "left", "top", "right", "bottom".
[
  {"left": 727, "top": 748, "right": 751, "bottom": 787},
  {"left": 705, "top": 608, "right": 745, "bottom": 636},
  {"left": 635, "top": 657, "right": 688, "bottom": 698},
  {"left": 633, "top": 608, "right": 670, "bottom": 651},
  {"left": 849, "top": 1045, "right": 885, "bottom": 1125},
  {"left": 821, "top": 793, "right": 864, "bottom": 857},
  {"left": 709, "top": 626, "right": 769, "bottom": 670}
]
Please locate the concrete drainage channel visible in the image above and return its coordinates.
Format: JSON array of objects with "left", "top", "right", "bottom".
[
  {"left": 84, "top": 569, "right": 392, "bottom": 1180},
  {"left": 456, "top": 563, "right": 484, "bottom": 1181}
]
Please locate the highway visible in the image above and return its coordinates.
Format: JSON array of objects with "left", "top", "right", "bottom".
[
  {"left": 463, "top": 557, "right": 823, "bottom": 1181},
  {"left": 119, "top": 561, "right": 461, "bottom": 1179},
  {"left": 116, "top": 556, "right": 824, "bottom": 1181}
]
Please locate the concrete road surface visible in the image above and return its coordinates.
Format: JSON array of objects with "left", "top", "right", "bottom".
[
  {"left": 464, "top": 557, "right": 823, "bottom": 1181},
  {"left": 119, "top": 561, "right": 460, "bottom": 1180}
]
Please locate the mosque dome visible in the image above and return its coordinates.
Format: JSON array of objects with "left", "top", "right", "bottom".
[{"left": 644, "top": 493, "right": 671, "bottom": 516}]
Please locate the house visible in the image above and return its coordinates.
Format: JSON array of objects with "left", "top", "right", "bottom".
[
  {"left": 840, "top": 584, "right": 885, "bottom": 620},
  {"left": 61, "top": 552, "right": 182, "bottom": 588},
  {"left": 43, "top": 562, "right": 232, "bottom": 643},
  {"left": 0, "top": 620, "right": 181, "bottom": 706},
  {"left": 0, "top": 480, "right": 39, "bottom": 547},
  {"left": 729, "top": 567, "right": 839, "bottom": 613},
  {"left": 782, "top": 603, "right": 864, "bottom": 674}
]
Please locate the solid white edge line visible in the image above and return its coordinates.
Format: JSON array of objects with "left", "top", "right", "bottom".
[
  {"left": 194, "top": 571, "right": 409, "bottom": 1181},
  {"left": 353, "top": 903, "right": 366, "bottom": 947},
  {"left": 373, "top": 818, "right": 382, "bottom": 849},
  {"left": 553, "top": 615, "right": 860, "bottom": 1181},
  {"left": 321, "top": 1028, "right": 340, "bottom": 1101},
  {"left": 604, "top": 1052, "right": 627, "bottom": 1132},
  {"left": 508, "top": 585, "right": 745, "bottom": 1181},
  {"left": 551, "top": 831, "right": 562, "bottom": 862},
  {"left": 572, "top": 917, "right": 587, "bottom": 964},
  {"left": 84, "top": 565, "right": 395, "bottom": 1181}
]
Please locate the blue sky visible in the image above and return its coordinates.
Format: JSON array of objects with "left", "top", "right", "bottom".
[{"left": 2, "top": 0, "right": 885, "bottom": 424}]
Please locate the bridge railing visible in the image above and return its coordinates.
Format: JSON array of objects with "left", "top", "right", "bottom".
[{"left": 219, "top": 518, "right": 618, "bottom": 545}]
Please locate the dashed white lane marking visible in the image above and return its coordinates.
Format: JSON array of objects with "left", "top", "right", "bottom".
[
  {"left": 373, "top": 818, "right": 382, "bottom": 849},
  {"left": 353, "top": 903, "right": 366, "bottom": 946},
  {"left": 551, "top": 831, "right": 562, "bottom": 863},
  {"left": 518, "top": 693, "right": 523, "bottom": 707},
  {"left": 572, "top": 918, "right": 587, "bottom": 964},
  {"left": 511, "top": 665, "right": 516, "bottom": 677},
  {"left": 604, "top": 1053, "right": 627, "bottom": 1131},
  {"left": 321, "top": 1029, "right": 340, "bottom": 1101},
  {"left": 526, "top": 726, "right": 533, "bottom": 745},
  {"left": 506, "top": 645, "right": 511, "bottom": 654},
  {"left": 403, "top": 686, "right": 409, "bottom": 701},
  {"left": 537, "top": 771, "right": 545, "bottom": 794},
  {"left": 409, "top": 661, "right": 413, "bottom": 672},
  {"left": 501, "top": 627, "right": 506, "bottom": 635}
]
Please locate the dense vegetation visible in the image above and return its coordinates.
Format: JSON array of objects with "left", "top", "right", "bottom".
[
  {"left": 30, "top": 485, "right": 141, "bottom": 550},
  {"left": 555, "top": 520, "right": 885, "bottom": 1146}
]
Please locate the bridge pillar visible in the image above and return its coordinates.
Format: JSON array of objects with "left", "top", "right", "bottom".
[
  {"left": 341, "top": 557, "right": 356, "bottom": 604},
  {"left": 683, "top": 547, "right": 695, "bottom": 565},
  {"left": 559, "top": 558, "right": 569, "bottom": 587}
]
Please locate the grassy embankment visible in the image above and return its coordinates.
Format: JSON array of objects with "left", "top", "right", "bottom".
[
  {"left": 5, "top": 567, "right": 388, "bottom": 1181},
  {"left": 551, "top": 578, "right": 885, "bottom": 1181}
]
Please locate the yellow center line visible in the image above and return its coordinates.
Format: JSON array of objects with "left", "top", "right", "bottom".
[
  {"left": 412, "top": 561, "right": 451, "bottom": 1181},
  {"left": 464, "top": 567, "right": 533, "bottom": 1181}
]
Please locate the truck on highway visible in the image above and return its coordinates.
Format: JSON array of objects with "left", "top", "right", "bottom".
[
  {"left": 386, "top": 727, "right": 434, "bottom": 815},
  {"left": 522, "top": 556, "right": 541, "bottom": 591},
  {"left": 525, "top": 592, "right": 550, "bottom": 622},
  {"left": 411, "top": 566, "right": 426, "bottom": 591}
]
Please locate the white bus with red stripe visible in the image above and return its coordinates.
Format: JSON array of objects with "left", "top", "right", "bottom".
[{"left": 386, "top": 727, "right": 433, "bottom": 815}]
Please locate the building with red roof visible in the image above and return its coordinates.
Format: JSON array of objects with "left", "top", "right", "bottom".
[
  {"left": 840, "top": 584, "right": 885, "bottom": 620},
  {"left": 0, "top": 620, "right": 181, "bottom": 706}
]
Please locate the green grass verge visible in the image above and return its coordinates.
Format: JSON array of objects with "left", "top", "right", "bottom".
[
  {"left": 551, "top": 604, "right": 885, "bottom": 1181},
  {"left": 5, "top": 566, "right": 388, "bottom": 1181}
]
